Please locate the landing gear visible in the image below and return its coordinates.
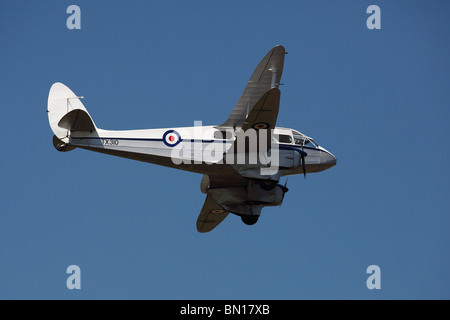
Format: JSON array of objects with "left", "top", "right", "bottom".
[
  {"left": 241, "top": 215, "right": 259, "bottom": 226},
  {"left": 56, "top": 142, "right": 67, "bottom": 152},
  {"left": 52, "top": 135, "right": 76, "bottom": 152}
]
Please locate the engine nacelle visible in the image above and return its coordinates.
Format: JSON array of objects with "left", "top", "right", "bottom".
[{"left": 208, "top": 183, "right": 284, "bottom": 216}]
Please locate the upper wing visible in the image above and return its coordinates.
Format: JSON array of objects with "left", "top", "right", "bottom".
[
  {"left": 223, "top": 88, "right": 280, "bottom": 164},
  {"left": 219, "top": 45, "right": 285, "bottom": 128},
  {"left": 240, "top": 88, "right": 280, "bottom": 131},
  {"left": 196, "top": 195, "right": 230, "bottom": 233}
]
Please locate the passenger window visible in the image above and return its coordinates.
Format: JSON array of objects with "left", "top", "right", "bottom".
[{"left": 278, "top": 134, "right": 292, "bottom": 144}]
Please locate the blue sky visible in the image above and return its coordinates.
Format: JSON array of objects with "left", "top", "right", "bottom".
[{"left": 1, "top": 0, "right": 449, "bottom": 299}]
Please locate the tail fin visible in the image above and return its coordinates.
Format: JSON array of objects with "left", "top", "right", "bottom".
[{"left": 47, "top": 82, "right": 97, "bottom": 151}]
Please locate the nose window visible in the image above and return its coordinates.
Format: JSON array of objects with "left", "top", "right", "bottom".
[
  {"left": 306, "top": 139, "right": 319, "bottom": 147},
  {"left": 303, "top": 139, "right": 319, "bottom": 147},
  {"left": 293, "top": 134, "right": 319, "bottom": 147}
]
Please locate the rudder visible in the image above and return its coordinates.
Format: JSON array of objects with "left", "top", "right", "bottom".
[{"left": 47, "top": 82, "right": 97, "bottom": 151}]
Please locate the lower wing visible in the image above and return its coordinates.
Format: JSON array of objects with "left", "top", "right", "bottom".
[{"left": 196, "top": 195, "right": 230, "bottom": 233}]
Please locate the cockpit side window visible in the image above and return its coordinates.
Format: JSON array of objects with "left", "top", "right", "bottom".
[
  {"left": 278, "top": 134, "right": 292, "bottom": 144},
  {"left": 293, "top": 134, "right": 319, "bottom": 147},
  {"left": 293, "top": 135, "right": 303, "bottom": 145}
]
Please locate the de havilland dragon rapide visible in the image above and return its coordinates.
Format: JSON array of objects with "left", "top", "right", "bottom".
[{"left": 47, "top": 45, "right": 336, "bottom": 233}]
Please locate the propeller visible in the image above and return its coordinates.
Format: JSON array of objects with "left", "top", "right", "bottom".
[
  {"left": 280, "top": 178, "right": 289, "bottom": 204},
  {"left": 300, "top": 148, "right": 308, "bottom": 179}
]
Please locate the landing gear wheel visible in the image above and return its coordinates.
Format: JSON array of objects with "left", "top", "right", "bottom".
[
  {"left": 56, "top": 142, "right": 67, "bottom": 152},
  {"left": 259, "top": 180, "right": 278, "bottom": 190},
  {"left": 241, "top": 215, "right": 259, "bottom": 226},
  {"left": 52, "top": 135, "right": 76, "bottom": 152}
]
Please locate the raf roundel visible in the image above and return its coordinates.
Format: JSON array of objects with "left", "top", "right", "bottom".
[
  {"left": 252, "top": 122, "right": 270, "bottom": 130},
  {"left": 210, "top": 209, "right": 225, "bottom": 214},
  {"left": 163, "top": 130, "right": 181, "bottom": 147}
]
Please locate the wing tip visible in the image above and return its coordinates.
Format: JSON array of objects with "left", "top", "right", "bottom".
[{"left": 273, "top": 44, "right": 286, "bottom": 53}]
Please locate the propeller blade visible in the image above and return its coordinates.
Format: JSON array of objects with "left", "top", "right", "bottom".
[
  {"left": 280, "top": 179, "right": 289, "bottom": 204},
  {"left": 302, "top": 155, "right": 306, "bottom": 179},
  {"left": 300, "top": 148, "right": 307, "bottom": 179}
]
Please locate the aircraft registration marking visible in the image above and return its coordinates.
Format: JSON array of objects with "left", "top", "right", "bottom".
[{"left": 101, "top": 138, "right": 119, "bottom": 146}]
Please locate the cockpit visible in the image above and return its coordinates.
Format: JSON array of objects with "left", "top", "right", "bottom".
[{"left": 276, "top": 129, "right": 319, "bottom": 148}]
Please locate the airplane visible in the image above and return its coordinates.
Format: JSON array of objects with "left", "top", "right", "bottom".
[{"left": 47, "top": 45, "right": 336, "bottom": 233}]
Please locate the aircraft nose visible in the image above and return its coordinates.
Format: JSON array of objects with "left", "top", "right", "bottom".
[{"left": 320, "top": 151, "right": 337, "bottom": 168}]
